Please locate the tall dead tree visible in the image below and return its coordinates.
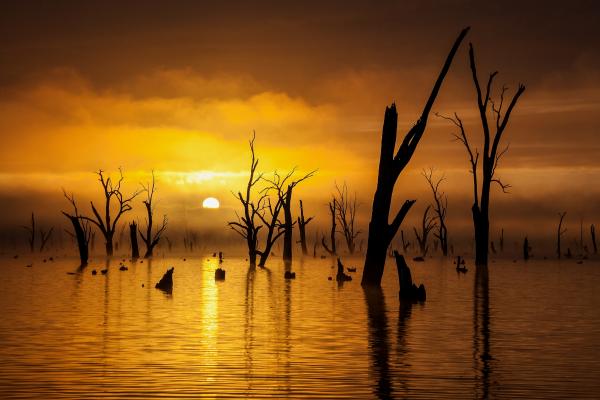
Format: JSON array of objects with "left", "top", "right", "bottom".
[
  {"left": 39, "top": 226, "right": 54, "bottom": 252},
  {"left": 361, "top": 27, "right": 469, "bottom": 286},
  {"left": 229, "top": 133, "right": 287, "bottom": 268},
  {"left": 22, "top": 213, "right": 36, "bottom": 252},
  {"left": 81, "top": 169, "right": 140, "bottom": 256},
  {"left": 321, "top": 200, "right": 337, "bottom": 255},
  {"left": 62, "top": 190, "right": 92, "bottom": 267},
  {"left": 423, "top": 169, "right": 448, "bottom": 256},
  {"left": 297, "top": 200, "right": 313, "bottom": 255},
  {"left": 139, "top": 171, "right": 167, "bottom": 258},
  {"left": 413, "top": 205, "right": 437, "bottom": 257},
  {"left": 557, "top": 212, "right": 567, "bottom": 259},
  {"left": 334, "top": 182, "right": 360, "bottom": 254},
  {"left": 591, "top": 224, "right": 597, "bottom": 255},
  {"left": 441, "top": 43, "right": 525, "bottom": 267},
  {"left": 130, "top": 221, "right": 140, "bottom": 259}
]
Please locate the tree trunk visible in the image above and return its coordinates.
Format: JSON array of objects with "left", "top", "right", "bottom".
[
  {"left": 591, "top": 224, "right": 597, "bottom": 255},
  {"left": 130, "top": 222, "right": 139, "bottom": 259},
  {"left": 298, "top": 200, "right": 308, "bottom": 255},
  {"left": 105, "top": 234, "right": 114, "bottom": 257},
  {"left": 473, "top": 205, "right": 489, "bottom": 267},
  {"left": 64, "top": 214, "right": 89, "bottom": 267},
  {"left": 283, "top": 186, "right": 293, "bottom": 261}
]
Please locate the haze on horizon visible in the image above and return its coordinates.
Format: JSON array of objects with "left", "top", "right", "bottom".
[{"left": 1, "top": 1, "right": 599, "bottom": 252}]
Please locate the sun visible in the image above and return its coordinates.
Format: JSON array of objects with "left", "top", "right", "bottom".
[{"left": 202, "top": 197, "right": 220, "bottom": 209}]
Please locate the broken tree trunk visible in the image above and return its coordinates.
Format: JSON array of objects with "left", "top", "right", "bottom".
[
  {"left": 130, "top": 221, "right": 140, "bottom": 259},
  {"left": 297, "top": 200, "right": 313, "bottom": 256},
  {"left": 591, "top": 224, "right": 597, "bottom": 255},
  {"left": 62, "top": 213, "right": 90, "bottom": 267},
  {"left": 361, "top": 28, "right": 469, "bottom": 286},
  {"left": 155, "top": 267, "right": 174, "bottom": 293},
  {"left": 282, "top": 186, "right": 294, "bottom": 261},
  {"left": 393, "top": 251, "right": 426, "bottom": 302},
  {"left": 321, "top": 200, "right": 337, "bottom": 255}
]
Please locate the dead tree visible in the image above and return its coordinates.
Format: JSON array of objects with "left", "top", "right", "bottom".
[
  {"left": 440, "top": 43, "right": 525, "bottom": 267},
  {"left": 81, "top": 169, "right": 140, "bottom": 256},
  {"left": 523, "top": 236, "right": 530, "bottom": 260},
  {"left": 413, "top": 205, "right": 437, "bottom": 257},
  {"left": 22, "top": 213, "right": 36, "bottom": 252},
  {"left": 361, "top": 28, "right": 469, "bottom": 286},
  {"left": 39, "top": 226, "right": 54, "bottom": 252},
  {"left": 130, "top": 221, "right": 140, "bottom": 259},
  {"left": 264, "top": 169, "right": 314, "bottom": 263},
  {"left": 591, "top": 224, "right": 597, "bottom": 255},
  {"left": 139, "top": 171, "right": 167, "bottom": 258},
  {"left": 334, "top": 182, "right": 360, "bottom": 254},
  {"left": 423, "top": 168, "right": 448, "bottom": 256},
  {"left": 557, "top": 212, "right": 567, "bottom": 259},
  {"left": 62, "top": 190, "right": 92, "bottom": 267},
  {"left": 297, "top": 200, "right": 313, "bottom": 255},
  {"left": 401, "top": 230, "right": 410, "bottom": 254},
  {"left": 321, "top": 200, "right": 337, "bottom": 255}
]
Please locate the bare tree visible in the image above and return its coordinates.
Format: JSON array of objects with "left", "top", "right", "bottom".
[
  {"left": 440, "top": 43, "right": 525, "bottom": 267},
  {"left": 22, "top": 213, "right": 35, "bottom": 252},
  {"left": 401, "top": 230, "right": 410, "bottom": 254},
  {"left": 413, "top": 205, "right": 437, "bottom": 257},
  {"left": 321, "top": 200, "right": 337, "bottom": 255},
  {"left": 297, "top": 200, "right": 313, "bottom": 255},
  {"left": 39, "top": 226, "right": 54, "bottom": 252},
  {"left": 266, "top": 169, "right": 315, "bottom": 262},
  {"left": 139, "top": 171, "right": 167, "bottom": 258},
  {"left": 81, "top": 169, "right": 141, "bottom": 256},
  {"left": 423, "top": 168, "right": 448, "bottom": 256},
  {"left": 334, "top": 182, "right": 360, "bottom": 254},
  {"left": 557, "top": 212, "right": 567, "bottom": 259},
  {"left": 62, "top": 190, "right": 92, "bottom": 267},
  {"left": 362, "top": 28, "right": 469, "bottom": 286},
  {"left": 591, "top": 224, "right": 597, "bottom": 255}
]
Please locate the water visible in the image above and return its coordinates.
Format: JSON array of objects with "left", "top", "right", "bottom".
[{"left": 0, "top": 254, "right": 599, "bottom": 399}]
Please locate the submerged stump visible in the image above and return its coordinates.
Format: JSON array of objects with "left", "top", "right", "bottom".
[
  {"left": 336, "top": 258, "right": 352, "bottom": 282},
  {"left": 394, "top": 251, "right": 426, "bottom": 302},
  {"left": 155, "top": 267, "right": 174, "bottom": 292}
]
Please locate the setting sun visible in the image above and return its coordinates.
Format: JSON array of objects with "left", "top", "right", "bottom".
[{"left": 202, "top": 197, "right": 220, "bottom": 209}]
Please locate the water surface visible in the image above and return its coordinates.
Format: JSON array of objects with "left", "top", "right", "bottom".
[{"left": 0, "top": 254, "right": 598, "bottom": 399}]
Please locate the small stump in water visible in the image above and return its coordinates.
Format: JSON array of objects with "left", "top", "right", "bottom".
[
  {"left": 284, "top": 271, "right": 296, "bottom": 279},
  {"left": 394, "top": 251, "right": 426, "bottom": 302},
  {"left": 215, "top": 268, "right": 226, "bottom": 280},
  {"left": 336, "top": 258, "right": 352, "bottom": 282},
  {"left": 155, "top": 267, "right": 174, "bottom": 292},
  {"left": 455, "top": 256, "right": 468, "bottom": 273}
]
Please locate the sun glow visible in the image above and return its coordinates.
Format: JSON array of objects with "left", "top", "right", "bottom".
[{"left": 202, "top": 197, "right": 220, "bottom": 209}]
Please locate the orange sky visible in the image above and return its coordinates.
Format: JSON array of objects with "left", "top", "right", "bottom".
[{"left": 0, "top": 1, "right": 599, "bottom": 250}]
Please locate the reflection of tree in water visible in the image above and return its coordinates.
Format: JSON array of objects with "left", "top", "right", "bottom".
[
  {"left": 243, "top": 267, "right": 256, "bottom": 395},
  {"left": 365, "top": 287, "right": 392, "bottom": 400},
  {"left": 396, "top": 299, "right": 413, "bottom": 396},
  {"left": 473, "top": 266, "right": 493, "bottom": 399}
]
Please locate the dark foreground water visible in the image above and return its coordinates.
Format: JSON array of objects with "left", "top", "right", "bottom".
[{"left": 0, "top": 254, "right": 598, "bottom": 399}]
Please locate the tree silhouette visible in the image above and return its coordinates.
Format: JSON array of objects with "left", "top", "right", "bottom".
[
  {"left": 130, "top": 221, "right": 140, "bottom": 259},
  {"left": 81, "top": 169, "right": 141, "bottom": 256},
  {"left": 22, "top": 213, "right": 53, "bottom": 253},
  {"left": 557, "top": 212, "right": 567, "bottom": 259},
  {"left": 591, "top": 224, "right": 597, "bottom": 255},
  {"left": 440, "top": 43, "right": 525, "bottom": 267},
  {"left": 321, "top": 199, "right": 337, "bottom": 255},
  {"left": 264, "top": 169, "right": 314, "bottom": 263},
  {"left": 334, "top": 182, "right": 360, "bottom": 254},
  {"left": 423, "top": 168, "right": 448, "bottom": 256},
  {"left": 361, "top": 27, "right": 469, "bottom": 286},
  {"left": 139, "top": 171, "right": 167, "bottom": 258},
  {"left": 62, "top": 190, "right": 92, "bottom": 267},
  {"left": 297, "top": 200, "right": 313, "bottom": 256},
  {"left": 413, "top": 205, "right": 437, "bottom": 257}
]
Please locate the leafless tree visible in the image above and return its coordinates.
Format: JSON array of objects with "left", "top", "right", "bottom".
[
  {"left": 413, "top": 205, "right": 437, "bottom": 257},
  {"left": 334, "top": 182, "right": 360, "bottom": 254},
  {"left": 297, "top": 200, "right": 314, "bottom": 255},
  {"left": 401, "top": 230, "right": 410, "bottom": 254},
  {"left": 80, "top": 169, "right": 141, "bottom": 256},
  {"left": 423, "top": 168, "right": 448, "bottom": 256},
  {"left": 22, "top": 213, "right": 53, "bottom": 253},
  {"left": 362, "top": 27, "right": 469, "bottom": 286},
  {"left": 557, "top": 212, "right": 567, "bottom": 259},
  {"left": 321, "top": 200, "right": 337, "bottom": 255},
  {"left": 439, "top": 43, "right": 525, "bottom": 267},
  {"left": 62, "top": 190, "right": 92, "bottom": 267},
  {"left": 139, "top": 171, "right": 167, "bottom": 258},
  {"left": 130, "top": 221, "right": 140, "bottom": 259},
  {"left": 591, "top": 224, "right": 597, "bottom": 255}
]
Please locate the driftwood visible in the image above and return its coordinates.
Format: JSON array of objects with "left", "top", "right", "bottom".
[
  {"left": 394, "top": 251, "right": 426, "bottom": 302},
  {"left": 155, "top": 267, "right": 174, "bottom": 292}
]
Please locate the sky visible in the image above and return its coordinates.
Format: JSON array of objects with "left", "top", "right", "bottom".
[{"left": 0, "top": 1, "right": 599, "bottom": 251}]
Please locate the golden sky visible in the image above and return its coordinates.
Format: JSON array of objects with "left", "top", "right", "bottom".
[{"left": 0, "top": 1, "right": 599, "bottom": 247}]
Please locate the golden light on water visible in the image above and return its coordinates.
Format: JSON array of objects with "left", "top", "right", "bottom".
[{"left": 202, "top": 197, "right": 220, "bottom": 209}]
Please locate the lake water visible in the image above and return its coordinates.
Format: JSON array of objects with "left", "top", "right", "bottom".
[{"left": 0, "top": 254, "right": 599, "bottom": 399}]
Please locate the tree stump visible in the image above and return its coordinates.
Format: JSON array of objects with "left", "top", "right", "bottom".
[
  {"left": 394, "top": 251, "right": 426, "bottom": 302},
  {"left": 155, "top": 267, "right": 174, "bottom": 292}
]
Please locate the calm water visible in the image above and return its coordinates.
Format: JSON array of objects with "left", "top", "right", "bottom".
[{"left": 0, "top": 254, "right": 599, "bottom": 399}]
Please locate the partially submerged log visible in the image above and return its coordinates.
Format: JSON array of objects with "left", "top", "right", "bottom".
[
  {"left": 394, "top": 251, "right": 426, "bottom": 302},
  {"left": 155, "top": 267, "right": 174, "bottom": 292}
]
